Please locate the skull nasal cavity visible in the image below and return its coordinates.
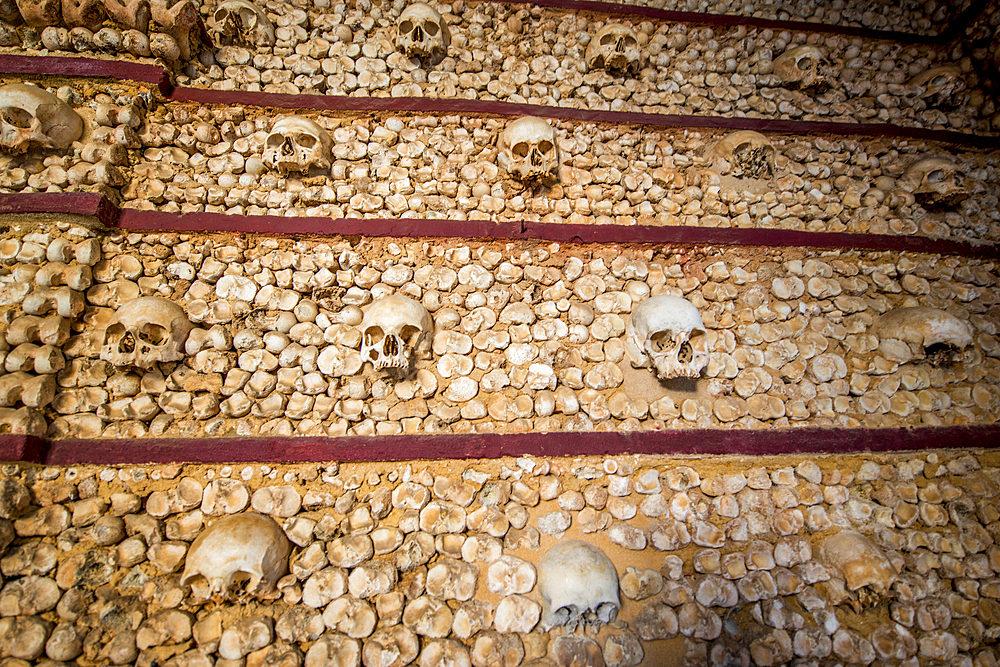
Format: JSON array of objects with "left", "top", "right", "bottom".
[{"left": 678, "top": 341, "right": 693, "bottom": 363}]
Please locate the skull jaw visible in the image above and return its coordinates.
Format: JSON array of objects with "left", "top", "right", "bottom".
[
  {"left": 542, "top": 602, "right": 619, "bottom": 633},
  {"left": 915, "top": 186, "right": 968, "bottom": 210},
  {"left": 646, "top": 337, "right": 708, "bottom": 381},
  {"left": 601, "top": 52, "right": 639, "bottom": 74},
  {"left": 263, "top": 150, "right": 330, "bottom": 176}
]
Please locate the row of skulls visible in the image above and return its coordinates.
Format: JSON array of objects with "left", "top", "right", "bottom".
[{"left": 97, "top": 290, "right": 973, "bottom": 389}]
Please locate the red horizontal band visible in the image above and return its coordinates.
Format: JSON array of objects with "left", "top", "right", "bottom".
[{"left": 0, "top": 425, "right": 996, "bottom": 465}]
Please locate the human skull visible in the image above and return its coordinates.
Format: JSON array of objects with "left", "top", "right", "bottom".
[
  {"left": 817, "top": 531, "right": 896, "bottom": 595},
  {"left": 181, "top": 513, "right": 291, "bottom": 598},
  {"left": 712, "top": 130, "right": 775, "bottom": 179},
  {"left": 100, "top": 296, "right": 193, "bottom": 370},
  {"left": 625, "top": 295, "right": 709, "bottom": 380},
  {"left": 538, "top": 541, "right": 619, "bottom": 632},
  {"left": 899, "top": 157, "right": 969, "bottom": 209},
  {"left": 773, "top": 45, "right": 828, "bottom": 90},
  {"left": 873, "top": 306, "right": 972, "bottom": 365},
  {"left": 212, "top": 0, "right": 275, "bottom": 47},
  {"left": 586, "top": 23, "right": 641, "bottom": 74},
  {"left": 498, "top": 116, "right": 560, "bottom": 182},
  {"left": 263, "top": 116, "right": 332, "bottom": 175},
  {"left": 360, "top": 294, "right": 433, "bottom": 372},
  {"left": 396, "top": 2, "right": 449, "bottom": 59},
  {"left": 0, "top": 84, "right": 83, "bottom": 154},
  {"left": 909, "top": 65, "right": 965, "bottom": 108}
]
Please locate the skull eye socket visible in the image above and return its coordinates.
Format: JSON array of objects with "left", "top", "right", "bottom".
[
  {"left": 399, "top": 324, "right": 423, "bottom": 346},
  {"left": 733, "top": 141, "right": 752, "bottom": 158},
  {"left": 537, "top": 140, "right": 553, "bottom": 154},
  {"left": 138, "top": 323, "right": 169, "bottom": 346},
  {"left": 1, "top": 107, "right": 33, "bottom": 129},
  {"left": 600, "top": 33, "right": 615, "bottom": 46},
  {"left": 797, "top": 57, "right": 813, "bottom": 70},
  {"left": 265, "top": 133, "right": 284, "bottom": 148},
  {"left": 399, "top": 19, "right": 414, "bottom": 33},
  {"left": 931, "top": 75, "right": 948, "bottom": 87},
  {"left": 512, "top": 142, "right": 531, "bottom": 158},
  {"left": 423, "top": 21, "right": 439, "bottom": 36},
  {"left": 294, "top": 134, "right": 317, "bottom": 149},
  {"left": 649, "top": 330, "right": 677, "bottom": 353},
  {"left": 623, "top": 36, "right": 637, "bottom": 48},
  {"left": 927, "top": 169, "right": 946, "bottom": 184}
]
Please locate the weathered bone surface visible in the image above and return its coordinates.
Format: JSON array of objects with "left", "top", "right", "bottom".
[
  {"left": 873, "top": 307, "right": 973, "bottom": 355},
  {"left": 537, "top": 540, "right": 619, "bottom": 632},
  {"left": 211, "top": 0, "right": 274, "bottom": 47},
  {"left": 586, "top": 23, "right": 641, "bottom": 74},
  {"left": 625, "top": 295, "right": 709, "bottom": 380},
  {"left": 909, "top": 65, "right": 965, "bottom": 108},
  {"left": 359, "top": 294, "right": 433, "bottom": 373},
  {"left": 99, "top": 296, "right": 194, "bottom": 369},
  {"left": 180, "top": 513, "right": 291, "bottom": 598},
  {"left": 712, "top": 130, "right": 775, "bottom": 179},
  {"left": 0, "top": 84, "right": 83, "bottom": 154},
  {"left": 395, "top": 2, "right": 449, "bottom": 59},
  {"left": 817, "top": 530, "right": 896, "bottom": 594},
  {"left": 899, "top": 157, "right": 970, "bottom": 209},
  {"left": 498, "top": 116, "right": 560, "bottom": 183},
  {"left": 773, "top": 45, "right": 827, "bottom": 89},
  {"left": 263, "top": 116, "right": 332, "bottom": 175}
]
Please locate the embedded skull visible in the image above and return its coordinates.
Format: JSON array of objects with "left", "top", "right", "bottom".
[
  {"left": 181, "top": 513, "right": 291, "bottom": 598},
  {"left": 538, "top": 540, "right": 620, "bottom": 632},
  {"left": 498, "top": 116, "right": 560, "bottom": 182},
  {"left": 817, "top": 530, "right": 896, "bottom": 595},
  {"left": 0, "top": 84, "right": 83, "bottom": 154},
  {"left": 773, "top": 45, "right": 827, "bottom": 90},
  {"left": 395, "top": 2, "right": 449, "bottom": 59},
  {"left": 625, "top": 295, "right": 709, "bottom": 380},
  {"left": 263, "top": 116, "right": 332, "bottom": 175},
  {"left": 360, "top": 294, "right": 433, "bottom": 373},
  {"left": 212, "top": 0, "right": 275, "bottom": 47},
  {"left": 909, "top": 65, "right": 964, "bottom": 108},
  {"left": 586, "top": 23, "right": 641, "bottom": 74},
  {"left": 899, "top": 157, "right": 969, "bottom": 209},
  {"left": 873, "top": 306, "right": 972, "bottom": 365},
  {"left": 713, "top": 130, "right": 775, "bottom": 179},
  {"left": 100, "top": 296, "right": 193, "bottom": 370}
]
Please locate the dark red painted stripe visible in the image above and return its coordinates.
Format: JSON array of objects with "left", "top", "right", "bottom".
[
  {"left": 2, "top": 55, "right": 995, "bottom": 147},
  {"left": 1, "top": 193, "right": 995, "bottom": 259},
  {"left": 0, "top": 425, "right": 996, "bottom": 465}
]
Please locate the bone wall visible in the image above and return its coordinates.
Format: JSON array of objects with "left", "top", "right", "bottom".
[
  {"left": 0, "top": 450, "right": 993, "bottom": 667},
  {"left": 0, "top": 218, "right": 998, "bottom": 440},
  {"left": 0, "top": 83, "right": 997, "bottom": 242}
]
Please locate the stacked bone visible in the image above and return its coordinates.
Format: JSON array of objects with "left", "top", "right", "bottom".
[
  {"left": 0, "top": 234, "right": 101, "bottom": 435},
  {"left": 0, "top": 451, "right": 992, "bottom": 666}
]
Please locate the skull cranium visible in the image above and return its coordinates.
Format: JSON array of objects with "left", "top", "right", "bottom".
[
  {"left": 212, "top": 0, "right": 275, "bottom": 47},
  {"left": 586, "top": 23, "right": 641, "bottom": 74},
  {"left": 625, "top": 295, "right": 709, "bottom": 380},
  {"left": 0, "top": 84, "right": 83, "bottom": 154},
  {"left": 181, "top": 513, "right": 291, "bottom": 599},
  {"left": 538, "top": 541, "right": 620, "bottom": 632},
  {"left": 100, "top": 296, "right": 193, "bottom": 370},
  {"left": 899, "top": 157, "right": 969, "bottom": 209},
  {"left": 395, "top": 2, "right": 449, "bottom": 60},
  {"left": 773, "top": 45, "right": 827, "bottom": 90},
  {"left": 908, "top": 65, "right": 965, "bottom": 108},
  {"left": 712, "top": 130, "right": 775, "bottom": 179},
  {"left": 873, "top": 306, "right": 972, "bottom": 365},
  {"left": 263, "top": 116, "right": 332, "bottom": 175},
  {"left": 360, "top": 294, "right": 433, "bottom": 373},
  {"left": 498, "top": 116, "right": 560, "bottom": 182}
]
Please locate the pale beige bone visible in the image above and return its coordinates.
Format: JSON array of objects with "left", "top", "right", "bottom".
[
  {"left": 100, "top": 296, "right": 193, "bottom": 369},
  {"left": 180, "top": 513, "right": 292, "bottom": 598},
  {"left": 0, "top": 407, "right": 46, "bottom": 435},
  {"left": 395, "top": 2, "right": 449, "bottom": 59},
  {"left": 898, "top": 157, "right": 969, "bottom": 208},
  {"left": 497, "top": 116, "right": 560, "bottom": 182},
  {"left": 360, "top": 294, "right": 434, "bottom": 372},
  {"left": 23, "top": 286, "right": 84, "bottom": 318},
  {"left": 263, "top": 116, "right": 333, "bottom": 175},
  {"left": 586, "top": 23, "right": 641, "bottom": 73},
  {"left": 6, "top": 314, "right": 70, "bottom": 346},
  {"left": 0, "top": 84, "right": 83, "bottom": 153},
  {"left": 625, "top": 295, "right": 710, "bottom": 380},
  {"left": 212, "top": 0, "right": 274, "bottom": 46},
  {"left": 773, "top": 45, "right": 826, "bottom": 89},
  {"left": 908, "top": 65, "right": 964, "bottom": 106},
  {"left": 873, "top": 307, "right": 973, "bottom": 356},
  {"left": 538, "top": 540, "right": 620, "bottom": 631},
  {"left": 218, "top": 616, "right": 273, "bottom": 661},
  {"left": 817, "top": 530, "right": 896, "bottom": 594},
  {"left": 712, "top": 130, "right": 775, "bottom": 179}
]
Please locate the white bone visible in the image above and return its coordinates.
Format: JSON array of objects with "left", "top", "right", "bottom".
[
  {"left": 538, "top": 540, "right": 619, "bottom": 632},
  {"left": 99, "top": 296, "right": 193, "bottom": 370},
  {"left": 873, "top": 307, "right": 972, "bottom": 354},
  {"left": 263, "top": 116, "right": 332, "bottom": 175},
  {"left": 586, "top": 23, "right": 641, "bottom": 74},
  {"left": 498, "top": 116, "right": 560, "bottom": 182},
  {"left": 359, "top": 294, "right": 433, "bottom": 373},
  {"left": 0, "top": 84, "right": 83, "bottom": 154},
  {"left": 212, "top": 0, "right": 275, "bottom": 47},
  {"left": 625, "top": 295, "right": 709, "bottom": 380},
  {"left": 395, "top": 2, "right": 449, "bottom": 59},
  {"left": 773, "top": 46, "right": 826, "bottom": 89},
  {"left": 712, "top": 130, "right": 775, "bottom": 179}
]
